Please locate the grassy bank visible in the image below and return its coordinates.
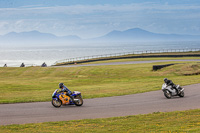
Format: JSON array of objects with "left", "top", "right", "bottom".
[
  {"left": 1, "top": 109, "right": 200, "bottom": 132},
  {"left": 0, "top": 60, "right": 200, "bottom": 103}
]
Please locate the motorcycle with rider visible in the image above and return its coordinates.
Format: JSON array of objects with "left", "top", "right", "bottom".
[
  {"left": 51, "top": 83, "right": 83, "bottom": 108},
  {"left": 162, "top": 78, "right": 184, "bottom": 99}
]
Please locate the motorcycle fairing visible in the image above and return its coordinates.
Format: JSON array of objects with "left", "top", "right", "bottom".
[{"left": 162, "top": 83, "right": 177, "bottom": 95}]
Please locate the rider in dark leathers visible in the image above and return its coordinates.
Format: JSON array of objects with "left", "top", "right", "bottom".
[
  {"left": 164, "top": 78, "right": 181, "bottom": 94},
  {"left": 59, "top": 83, "right": 74, "bottom": 102}
]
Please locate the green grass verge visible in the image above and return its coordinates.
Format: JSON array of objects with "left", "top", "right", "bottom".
[
  {"left": 1, "top": 109, "right": 200, "bottom": 132},
  {"left": 0, "top": 60, "right": 200, "bottom": 103}
]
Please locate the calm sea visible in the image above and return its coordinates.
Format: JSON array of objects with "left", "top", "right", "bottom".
[{"left": 0, "top": 41, "right": 199, "bottom": 67}]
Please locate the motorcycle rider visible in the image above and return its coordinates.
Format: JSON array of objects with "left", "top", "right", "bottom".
[
  {"left": 59, "top": 83, "right": 74, "bottom": 102},
  {"left": 163, "top": 78, "right": 182, "bottom": 94}
]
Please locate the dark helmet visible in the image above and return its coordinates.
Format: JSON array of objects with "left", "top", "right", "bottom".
[
  {"left": 59, "top": 83, "right": 64, "bottom": 88},
  {"left": 164, "top": 78, "right": 168, "bottom": 82}
]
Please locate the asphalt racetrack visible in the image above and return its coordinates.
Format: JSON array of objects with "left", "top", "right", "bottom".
[{"left": 0, "top": 83, "right": 200, "bottom": 125}]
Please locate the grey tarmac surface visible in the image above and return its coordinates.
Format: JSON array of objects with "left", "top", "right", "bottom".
[{"left": 0, "top": 83, "right": 200, "bottom": 125}]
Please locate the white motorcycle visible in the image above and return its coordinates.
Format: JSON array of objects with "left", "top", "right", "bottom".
[{"left": 162, "top": 83, "right": 184, "bottom": 99}]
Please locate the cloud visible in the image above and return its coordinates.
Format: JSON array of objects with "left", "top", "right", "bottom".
[
  {"left": 0, "top": 21, "right": 9, "bottom": 28},
  {"left": 1, "top": 3, "right": 200, "bottom": 16},
  {"left": 0, "top": 2, "right": 200, "bottom": 37},
  {"left": 0, "top": 3, "right": 199, "bottom": 22}
]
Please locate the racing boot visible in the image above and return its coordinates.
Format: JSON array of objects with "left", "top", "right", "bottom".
[
  {"left": 69, "top": 95, "right": 75, "bottom": 103},
  {"left": 176, "top": 89, "right": 180, "bottom": 94},
  {"left": 177, "top": 87, "right": 184, "bottom": 94},
  {"left": 179, "top": 87, "right": 184, "bottom": 93}
]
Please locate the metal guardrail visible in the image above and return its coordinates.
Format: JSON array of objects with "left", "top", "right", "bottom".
[{"left": 54, "top": 48, "right": 200, "bottom": 65}]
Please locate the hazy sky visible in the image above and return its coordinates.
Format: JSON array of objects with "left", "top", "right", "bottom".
[{"left": 0, "top": 0, "right": 200, "bottom": 38}]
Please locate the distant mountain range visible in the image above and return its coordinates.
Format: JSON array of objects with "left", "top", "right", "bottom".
[
  {"left": 0, "top": 30, "right": 81, "bottom": 46},
  {"left": 0, "top": 28, "right": 200, "bottom": 46},
  {"left": 95, "top": 28, "right": 200, "bottom": 42}
]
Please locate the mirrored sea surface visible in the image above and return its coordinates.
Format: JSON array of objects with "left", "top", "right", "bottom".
[{"left": 0, "top": 41, "right": 199, "bottom": 67}]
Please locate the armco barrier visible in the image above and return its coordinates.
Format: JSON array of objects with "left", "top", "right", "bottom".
[
  {"left": 55, "top": 54, "right": 200, "bottom": 66},
  {"left": 54, "top": 48, "right": 200, "bottom": 65},
  {"left": 153, "top": 64, "right": 175, "bottom": 71}
]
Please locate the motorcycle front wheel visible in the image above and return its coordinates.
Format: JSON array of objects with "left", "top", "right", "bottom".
[
  {"left": 52, "top": 99, "right": 62, "bottom": 108},
  {"left": 178, "top": 91, "right": 184, "bottom": 97},
  {"left": 164, "top": 90, "right": 172, "bottom": 99},
  {"left": 74, "top": 95, "right": 83, "bottom": 106}
]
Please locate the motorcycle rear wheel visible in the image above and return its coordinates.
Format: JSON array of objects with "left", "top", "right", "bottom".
[
  {"left": 74, "top": 95, "right": 83, "bottom": 106},
  {"left": 164, "top": 90, "right": 172, "bottom": 99},
  {"left": 52, "top": 99, "right": 62, "bottom": 108}
]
